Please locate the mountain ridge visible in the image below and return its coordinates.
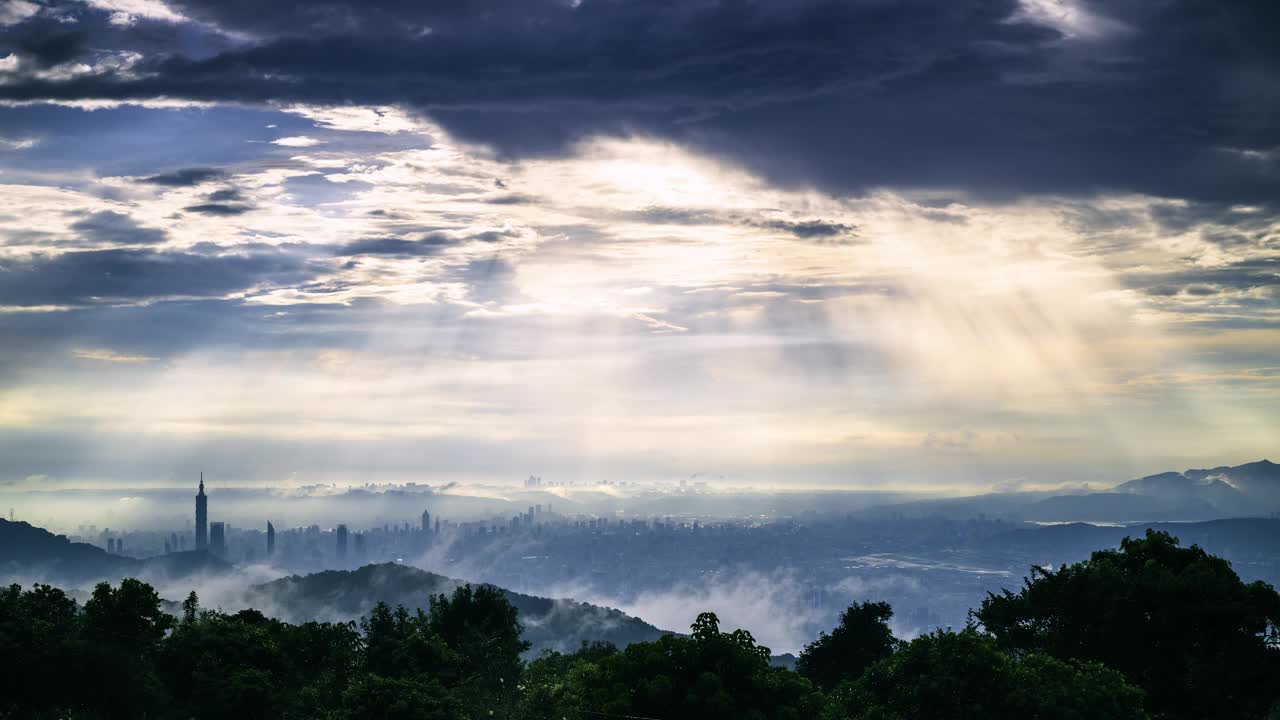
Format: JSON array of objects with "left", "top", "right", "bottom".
[{"left": 242, "top": 562, "right": 671, "bottom": 655}]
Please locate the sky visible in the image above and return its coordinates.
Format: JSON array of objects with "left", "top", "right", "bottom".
[{"left": 0, "top": 0, "right": 1276, "bottom": 492}]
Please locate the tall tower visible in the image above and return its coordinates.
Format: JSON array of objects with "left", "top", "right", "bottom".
[
  {"left": 195, "top": 473, "right": 208, "bottom": 551},
  {"left": 421, "top": 509, "right": 431, "bottom": 533},
  {"left": 266, "top": 521, "right": 275, "bottom": 557}
]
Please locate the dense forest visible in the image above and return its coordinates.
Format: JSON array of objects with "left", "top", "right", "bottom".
[{"left": 2, "top": 530, "right": 1278, "bottom": 719}]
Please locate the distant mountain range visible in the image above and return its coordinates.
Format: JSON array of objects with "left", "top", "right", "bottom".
[
  {"left": 1104, "top": 459, "right": 1279, "bottom": 517},
  {"left": 1015, "top": 460, "right": 1279, "bottom": 522}
]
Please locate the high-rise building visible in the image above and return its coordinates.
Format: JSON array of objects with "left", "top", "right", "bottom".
[
  {"left": 195, "top": 473, "right": 208, "bottom": 551},
  {"left": 266, "top": 521, "right": 276, "bottom": 557},
  {"left": 336, "top": 524, "right": 349, "bottom": 559},
  {"left": 209, "top": 521, "right": 226, "bottom": 557},
  {"left": 421, "top": 509, "right": 431, "bottom": 533}
]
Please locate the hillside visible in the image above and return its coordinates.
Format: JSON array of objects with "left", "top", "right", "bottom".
[
  {"left": 244, "top": 562, "right": 671, "bottom": 654},
  {"left": 1023, "top": 492, "right": 1222, "bottom": 522},
  {"left": 0, "top": 518, "right": 231, "bottom": 585}
]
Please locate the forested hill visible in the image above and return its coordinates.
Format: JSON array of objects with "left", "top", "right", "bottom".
[{"left": 244, "top": 562, "right": 669, "bottom": 653}]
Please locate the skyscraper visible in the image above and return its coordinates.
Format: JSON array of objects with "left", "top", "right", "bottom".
[
  {"left": 336, "top": 524, "right": 349, "bottom": 559},
  {"left": 195, "top": 473, "right": 208, "bottom": 551},
  {"left": 209, "top": 521, "right": 226, "bottom": 557},
  {"left": 266, "top": 521, "right": 275, "bottom": 557},
  {"left": 421, "top": 509, "right": 431, "bottom": 533}
]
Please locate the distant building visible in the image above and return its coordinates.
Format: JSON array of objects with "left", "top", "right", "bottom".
[
  {"left": 266, "top": 521, "right": 275, "bottom": 557},
  {"left": 421, "top": 509, "right": 431, "bottom": 533},
  {"left": 195, "top": 473, "right": 208, "bottom": 551},
  {"left": 353, "top": 532, "right": 366, "bottom": 558},
  {"left": 107, "top": 538, "right": 115, "bottom": 553},
  {"left": 336, "top": 524, "right": 349, "bottom": 559},
  {"left": 209, "top": 521, "right": 226, "bottom": 557}
]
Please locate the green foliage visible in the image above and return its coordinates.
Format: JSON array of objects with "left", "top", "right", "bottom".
[
  {"left": 340, "top": 675, "right": 463, "bottom": 720},
  {"left": 839, "top": 628, "right": 1148, "bottom": 720},
  {"left": 0, "top": 583, "right": 82, "bottom": 718},
  {"left": 159, "top": 607, "right": 360, "bottom": 719},
  {"left": 516, "top": 642, "right": 619, "bottom": 720},
  {"left": 426, "top": 584, "right": 530, "bottom": 714},
  {"left": 559, "top": 612, "right": 831, "bottom": 720},
  {"left": 975, "top": 529, "right": 1280, "bottom": 720},
  {"left": 4, "top": 537, "right": 1271, "bottom": 720},
  {"left": 81, "top": 578, "right": 177, "bottom": 718},
  {"left": 797, "top": 600, "right": 899, "bottom": 691}
]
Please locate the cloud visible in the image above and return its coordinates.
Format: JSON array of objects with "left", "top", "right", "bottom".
[
  {"left": 69, "top": 210, "right": 168, "bottom": 245},
  {"left": 1, "top": 1, "right": 1276, "bottom": 203},
  {"left": 335, "top": 236, "right": 451, "bottom": 257},
  {"left": 183, "top": 202, "right": 252, "bottom": 216},
  {"left": 1129, "top": 258, "right": 1280, "bottom": 298},
  {"left": 748, "top": 218, "right": 859, "bottom": 242},
  {"left": 271, "top": 136, "right": 324, "bottom": 147},
  {"left": 139, "top": 167, "right": 228, "bottom": 187},
  {"left": 71, "top": 347, "right": 156, "bottom": 363},
  {"left": 14, "top": 30, "right": 86, "bottom": 68},
  {"left": 0, "top": 0, "right": 40, "bottom": 26},
  {"left": 0, "top": 136, "right": 38, "bottom": 150},
  {"left": 0, "top": 247, "right": 318, "bottom": 306}
]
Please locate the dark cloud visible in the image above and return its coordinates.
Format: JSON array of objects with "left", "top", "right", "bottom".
[
  {"left": 15, "top": 30, "right": 85, "bottom": 67},
  {"left": 336, "top": 229, "right": 511, "bottom": 257},
  {"left": 1130, "top": 258, "right": 1280, "bottom": 298},
  {"left": 139, "top": 167, "right": 228, "bottom": 187},
  {"left": 68, "top": 210, "right": 167, "bottom": 246},
  {"left": 486, "top": 194, "right": 538, "bottom": 205},
  {"left": 183, "top": 202, "right": 253, "bottom": 216},
  {"left": 335, "top": 236, "right": 452, "bottom": 257},
  {"left": 3, "top": 1, "right": 1277, "bottom": 202},
  {"left": 206, "top": 188, "right": 246, "bottom": 202},
  {"left": 0, "top": 247, "right": 318, "bottom": 306},
  {"left": 626, "top": 207, "right": 724, "bottom": 226},
  {"left": 749, "top": 218, "right": 858, "bottom": 241}
]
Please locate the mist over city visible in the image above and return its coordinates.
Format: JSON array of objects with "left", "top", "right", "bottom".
[{"left": 1, "top": 0, "right": 1278, "bottom": 718}]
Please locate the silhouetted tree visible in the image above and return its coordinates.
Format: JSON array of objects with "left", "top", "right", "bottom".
[
  {"left": 182, "top": 590, "right": 199, "bottom": 623},
  {"left": 341, "top": 674, "right": 464, "bottom": 720},
  {"left": 568, "top": 612, "right": 830, "bottom": 720},
  {"left": 81, "top": 578, "right": 175, "bottom": 717},
  {"left": 0, "top": 583, "right": 82, "bottom": 718},
  {"left": 160, "top": 606, "right": 359, "bottom": 719},
  {"left": 797, "top": 600, "right": 898, "bottom": 691},
  {"left": 975, "top": 529, "right": 1280, "bottom": 720},
  {"left": 427, "top": 584, "right": 529, "bottom": 713},
  {"left": 839, "top": 628, "right": 1148, "bottom": 720}
]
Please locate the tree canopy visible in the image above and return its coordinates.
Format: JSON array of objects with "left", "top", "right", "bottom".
[
  {"left": 975, "top": 529, "right": 1280, "bottom": 720},
  {"left": 797, "top": 600, "right": 898, "bottom": 691}
]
